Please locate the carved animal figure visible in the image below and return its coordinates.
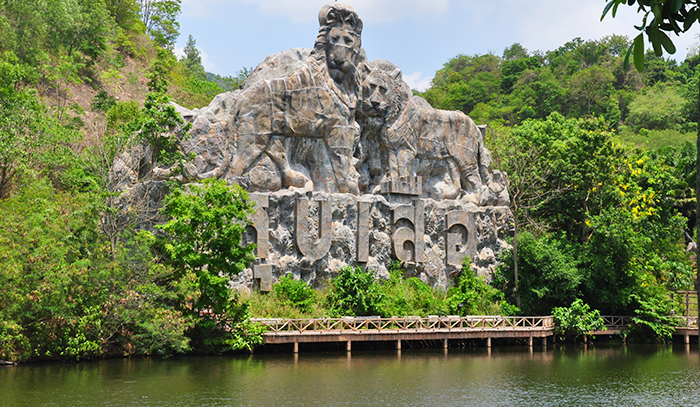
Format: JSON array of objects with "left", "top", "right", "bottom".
[
  {"left": 177, "top": 3, "right": 365, "bottom": 194},
  {"left": 361, "top": 61, "right": 491, "bottom": 201},
  {"left": 232, "top": 3, "right": 365, "bottom": 194}
]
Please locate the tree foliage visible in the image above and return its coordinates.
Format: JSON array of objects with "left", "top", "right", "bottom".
[{"left": 552, "top": 299, "right": 605, "bottom": 341}]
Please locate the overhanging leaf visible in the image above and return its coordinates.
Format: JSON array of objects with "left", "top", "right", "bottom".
[
  {"left": 623, "top": 42, "right": 634, "bottom": 70},
  {"left": 671, "top": 0, "right": 683, "bottom": 13},
  {"left": 602, "top": 0, "right": 616, "bottom": 20},
  {"left": 648, "top": 25, "right": 663, "bottom": 56},
  {"left": 633, "top": 33, "right": 645, "bottom": 72},
  {"left": 658, "top": 30, "right": 677, "bottom": 54}
]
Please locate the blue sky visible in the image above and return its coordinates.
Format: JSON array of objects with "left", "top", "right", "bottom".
[{"left": 176, "top": 0, "right": 700, "bottom": 91}]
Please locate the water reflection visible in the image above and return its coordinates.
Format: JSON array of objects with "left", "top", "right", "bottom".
[{"left": 1, "top": 344, "right": 698, "bottom": 406}]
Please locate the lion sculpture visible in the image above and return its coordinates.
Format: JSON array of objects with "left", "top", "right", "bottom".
[
  {"left": 359, "top": 60, "right": 508, "bottom": 204},
  {"left": 158, "top": 3, "right": 365, "bottom": 194}
]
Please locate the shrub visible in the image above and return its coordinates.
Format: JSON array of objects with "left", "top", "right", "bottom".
[
  {"left": 552, "top": 299, "right": 605, "bottom": 341},
  {"left": 375, "top": 261, "right": 447, "bottom": 317},
  {"left": 628, "top": 294, "right": 677, "bottom": 342},
  {"left": 272, "top": 275, "right": 317, "bottom": 314},
  {"left": 446, "top": 258, "right": 519, "bottom": 316},
  {"left": 90, "top": 89, "right": 116, "bottom": 112},
  {"left": 326, "top": 266, "right": 383, "bottom": 317}
]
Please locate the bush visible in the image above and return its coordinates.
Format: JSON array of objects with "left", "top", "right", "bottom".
[
  {"left": 326, "top": 266, "right": 384, "bottom": 317},
  {"left": 447, "top": 258, "right": 519, "bottom": 316},
  {"left": 272, "top": 275, "right": 317, "bottom": 314},
  {"left": 628, "top": 294, "right": 677, "bottom": 342},
  {"left": 626, "top": 82, "right": 685, "bottom": 131},
  {"left": 552, "top": 299, "right": 605, "bottom": 341},
  {"left": 374, "top": 262, "right": 447, "bottom": 317},
  {"left": 90, "top": 89, "right": 116, "bottom": 112}
]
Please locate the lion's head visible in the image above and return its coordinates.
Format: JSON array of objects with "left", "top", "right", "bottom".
[
  {"left": 361, "top": 60, "right": 412, "bottom": 126},
  {"left": 312, "top": 3, "right": 364, "bottom": 88}
]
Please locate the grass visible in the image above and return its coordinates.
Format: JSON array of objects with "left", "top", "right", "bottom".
[{"left": 615, "top": 126, "right": 696, "bottom": 150}]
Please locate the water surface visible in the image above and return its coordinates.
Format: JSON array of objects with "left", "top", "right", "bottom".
[{"left": 2, "top": 344, "right": 698, "bottom": 406}]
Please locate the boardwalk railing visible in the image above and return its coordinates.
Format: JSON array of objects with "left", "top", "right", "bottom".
[
  {"left": 253, "top": 315, "right": 698, "bottom": 334},
  {"left": 600, "top": 315, "right": 630, "bottom": 329},
  {"left": 673, "top": 316, "right": 699, "bottom": 328},
  {"left": 252, "top": 315, "right": 555, "bottom": 334},
  {"left": 252, "top": 315, "right": 698, "bottom": 350}
]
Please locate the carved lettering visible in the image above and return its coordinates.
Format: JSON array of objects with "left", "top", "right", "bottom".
[
  {"left": 392, "top": 199, "right": 424, "bottom": 263},
  {"left": 357, "top": 200, "right": 370, "bottom": 263},
  {"left": 253, "top": 264, "right": 273, "bottom": 292},
  {"left": 295, "top": 197, "right": 332, "bottom": 261},
  {"left": 446, "top": 210, "right": 477, "bottom": 267},
  {"left": 249, "top": 194, "right": 270, "bottom": 259}
]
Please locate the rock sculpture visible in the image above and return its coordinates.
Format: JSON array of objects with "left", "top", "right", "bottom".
[
  {"left": 109, "top": 2, "right": 513, "bottom": 290},
  {"left": 359, "top": 60, "right": 509, "bottom": 205}
]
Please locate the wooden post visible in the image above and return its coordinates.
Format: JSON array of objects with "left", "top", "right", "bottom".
[
  {"left": 528, "top": 337, "right": 533, "bottom": 347},
  {"left": 486, "top": 337, "right": 491, "bottom": 347},
  {"left": 396, "top": 339, "right": 402, "bottom": 350},
  {"left": 443, "top": 338, "right": 448, "bottom": 349},
  {"left": 346, "top": 340, "right": 352, "bottom": 352},
  {"left": 685, "top": 334, "right": 690, "bottom": 344},
  {"left": 293, "top": 341, "right": 298, "bottom": 353},
  {"left": 542, "top": 337, "right": 547, "bottom": 347}
]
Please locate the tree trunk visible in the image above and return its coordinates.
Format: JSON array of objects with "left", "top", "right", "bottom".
[
  {"left": 688, "top": 78, "right": 700, "bottom": 328},
  {"left": 514, "top": 207, "right": 520, "bottom": 308}
]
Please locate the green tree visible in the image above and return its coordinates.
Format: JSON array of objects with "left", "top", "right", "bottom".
[
  {"left": 552, "top": 299, "right": 605, "bottom": 341},
  {"left": 627, "top": 82, "right": 686, "bottom": 130},
  {"left": 503, "top": 43, "right": 529, "bottom": 61},
  {"left": 602, "top": 0, "right": 700, "bottom": 321},
  {"left": 566, "top": 65, "right": 615, "bottom": 117},
  {"left": 47, "top": 0, "right": 110, "bottom": 63},
  {"left": 493, "top": 231, "right": 582, "bottom": 315},
  {"left": 138, "top": 0, "right": 181, "bottom": 47},
  {"left": 0, "top": 179, "right": 192, "bottom": 362},
  {"left": 158, "top": 178, "right": 256, "bottom": 312},
  {"left": 0, "top": 54, "right": 49, "bottom": 197},
  {"left": 181, "top": 34, "right": 206, "bottom": 80},
  {"left": 157, "top": 178, "right": 262, "bottom": 352}
]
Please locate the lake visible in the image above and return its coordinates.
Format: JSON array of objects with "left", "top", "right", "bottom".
[{"left": 1, "top": 344, "right": 698, "bottom": 406}]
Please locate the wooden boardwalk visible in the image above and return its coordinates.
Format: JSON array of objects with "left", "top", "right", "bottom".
[{"left": 252, "top": 315, "right": 699, "bottom": 352}]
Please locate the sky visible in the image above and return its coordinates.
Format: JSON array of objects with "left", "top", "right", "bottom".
[{"left": 175, "top": 0, "right": 700, "bottom": 91}]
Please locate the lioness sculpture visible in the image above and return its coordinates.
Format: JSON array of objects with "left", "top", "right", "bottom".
[{"left": 360, "top": 60, "right": 508, "bottom": 205}]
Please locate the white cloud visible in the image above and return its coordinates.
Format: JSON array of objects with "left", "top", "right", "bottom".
[
  {"left": 403, "top": 71, "right": 432, "bottom": 92},
  {"left": 183, "top": 0, "right": 450, "bottom": 23}
]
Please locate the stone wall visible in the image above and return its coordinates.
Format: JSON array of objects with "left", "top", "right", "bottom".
[{"left": 237, "top": 190, "right": 511, "bottom": 291}]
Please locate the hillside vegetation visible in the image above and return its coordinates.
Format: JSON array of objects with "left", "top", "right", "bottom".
[{"left": 0, "top": 2, "right": 697, "bottom": 361}]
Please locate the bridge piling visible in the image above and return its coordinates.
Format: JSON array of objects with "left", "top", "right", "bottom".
[{"left": 396, "top": 340, "right": 402, "bottom": 350}]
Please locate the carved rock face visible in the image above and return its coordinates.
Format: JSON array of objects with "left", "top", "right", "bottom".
[
  {"left": 108, "top": 2, "right": 513, "bottom": 290},
  {"left": 327, "top": 26, "right": 360, "bottom": 79}
]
